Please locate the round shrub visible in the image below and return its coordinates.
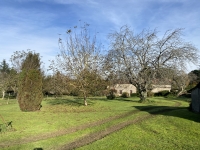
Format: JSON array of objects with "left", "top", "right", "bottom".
[
  {"left": 106, "top": 89, "right": 116, "bottom": 100},
  {"left": 147, "top": 91, "right": 154, "bottom": 97},
  {"left": 121, "top": 92, "right": 129, "bottom": 98}
]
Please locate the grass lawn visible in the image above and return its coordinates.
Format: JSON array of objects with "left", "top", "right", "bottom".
[{"left": 0, "top": 96, "right": 199, "bottom": 150}]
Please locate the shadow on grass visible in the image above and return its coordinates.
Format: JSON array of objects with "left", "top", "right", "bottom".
[
  {"left": 89, "top": 96, "right": 140, "bottom": 102},
  {"left": 134, "top": 105, "right": 200, "bottom": 123},
  {"left": 117, "top": 98, "right": 138, "bottom": 102},
  {"left": 45, "top": 96, "right": 137, "bottom": 106},
  {"left": 46, "top": 97, "right": 95, "bottom": 106},
  {"left": 114, "top": 97, "right": 140, "bottom": 102},
  {"left": 87, "top": 97, "right": 110, "bottom": 101}
]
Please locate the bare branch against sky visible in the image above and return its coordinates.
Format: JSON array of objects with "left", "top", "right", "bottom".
[{"left": 0, "top": 0, "right": 199, "bottom": 72}]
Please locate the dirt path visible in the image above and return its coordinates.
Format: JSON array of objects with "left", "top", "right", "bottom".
[
  {"left": 0, "top": 106, "right": 158, "bottom": 148},
  {"left": 56, "top": 106, "right": 181, "bottom": 150},
  {"left": 0, "top": 101, "right": 181, "bottom": 149}
]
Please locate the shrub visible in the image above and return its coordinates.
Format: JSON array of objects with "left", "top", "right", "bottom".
[
  {"left": 121, "top": 92, "right": 129, "bottom": 98},
  {"left": 179, "top": 93, "right": 191, "bottom": 98},
  {"left": 154, "top": 90, "right": 170, "bottom": 97},
  {"left": 17, "top": 69, "right": 43, "bottom": 111},
  {"left": 70, "top": 89, "right": 80, "bottom": 96},
  {"left": 147, "top": 91, "right": 154, "bottom": 97},
  {"left": 106, "top": 94, "right": 116, "bottom": 100},
  {"left": 130, "top": 93, "right": 138, "bottom": 97},
  {"left": 13, "top": 51, "right": 43, "bottom": 111},
  {"left": 106, "top": 89, "right": 116, "bottom": 100},
  {"left": 169, "top": 90, "right": 178, "bottom": 96}
]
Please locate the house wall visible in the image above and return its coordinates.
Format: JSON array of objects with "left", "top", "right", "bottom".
[
  {"left": 191, "top": 88, "right": 200, "bottom": 112},
  {"left": 112, "top": 84, "right": 171, "bottom": 96},
  {"left": 151, "top": 85, "right": 171, "bottom": 93},
  {"left": 114, "top": 84, "right": 136, "bottom": 96}
]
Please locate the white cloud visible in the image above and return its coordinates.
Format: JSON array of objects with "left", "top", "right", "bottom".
[
  {"left": 52, "top": 0, "right": 98, "bottom": 5},
  {"left": 0, "top": 0, "right": 200, "bottom": 72},
  {"left": 0, "top": 27, "right": 59, "bottom": 69}
]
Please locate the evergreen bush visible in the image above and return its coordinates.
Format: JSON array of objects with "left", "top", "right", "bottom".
[
  {"left": 17, "top": 69, "right": 43, "bottom": 111},
  {"left": 16, "top": 52, "right": 43, "bottom": 111}
]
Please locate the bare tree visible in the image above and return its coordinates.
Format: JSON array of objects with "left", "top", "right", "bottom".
[
  {"left": 10, "top": 50, "right": 28, "bottom": 73},
  {"left": 0, "top": 60, "right": 11, "bottom": 99},
  {"left": 171, "top": 70, "right": 190, "bottom": 96},
  {"left": 0, "top": 72, "right": 8, "bottom": 99},
  {"left": 51, "top": 24, "right": 104, "bottom": 106},
  {"left": 43, "top": 72, "right": 70, "bottom": 98},
  {"left": 107, "top": 26, "right": 199, "bottom": 102}
]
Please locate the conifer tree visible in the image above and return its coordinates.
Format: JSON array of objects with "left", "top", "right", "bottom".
[{"left": 13, "top": 51, "right": 43, "bottom": 111}]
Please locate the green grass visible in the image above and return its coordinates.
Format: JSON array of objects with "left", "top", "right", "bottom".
[
  {"left": 79, "top": 109, "right": 200, "bottom": 150},
  {"left": 0, "top": 96, "right": 199, "bottom": 150}
]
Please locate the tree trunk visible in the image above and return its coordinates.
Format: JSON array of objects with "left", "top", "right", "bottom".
[
  {"left": 2, "top": 90, "right": 5, "bottom": 99},
  {"left": 7, "top": 93, "right": 10, "bottom": 104},
  {"left": 136, "top": 84, "right": 148, "bottom": 103},
  {"left": 177, "top": 86, "right": 185, "bottom": 97},
  {"left": 84, "top": 95, "right": 88, "bottom": 106},
  {"left": 139, "top": 90, "right": 147, "bottom": 103}
]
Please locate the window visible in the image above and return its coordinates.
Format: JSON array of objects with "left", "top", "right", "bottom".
[{"left": 120, "top": 90, "right": 122, "bottom": 94}]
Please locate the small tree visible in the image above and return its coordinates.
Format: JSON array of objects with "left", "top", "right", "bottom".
[
  {"left": 0, "top": 60, "right": 11, "bottom": 99},
  {"left": 0, "top": 72, "right": 8, "bottom": 99},
  {"left": 171, "top": 70, "right": 189, "bottom": 96},
  {"left": 51, "top": 23, "right": 104, "bottom": 106},
  {"left": 44, "top": 72, "right": 69, "bottom": 98},
  {"left": 0, "top": 59, "right": 10, "bottom": 73},
  {"left": 11, "top": 50, "right": 43, "bottom": 111}
]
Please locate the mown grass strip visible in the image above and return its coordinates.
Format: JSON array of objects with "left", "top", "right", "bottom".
[
  {"left": 0, "top": 98, "right": 184, "bottom": 149},
  {"left": 0, "top": 106, "right": 159, "bottom": 149},
  {"left": 56, "top": 105, "right": 182, "bottom": 150}
]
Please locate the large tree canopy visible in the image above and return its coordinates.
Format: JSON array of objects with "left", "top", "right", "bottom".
[{"left": 106, "top": 26, "right": 199, "bottom": 102}]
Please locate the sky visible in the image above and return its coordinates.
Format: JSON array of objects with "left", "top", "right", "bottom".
[{"left": 0, "top": 0, "right": 200, "bottom": 73}]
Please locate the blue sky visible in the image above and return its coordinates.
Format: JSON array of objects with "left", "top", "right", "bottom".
[{"left": 0, "top": 0, "right": 200, "bottom": 72}]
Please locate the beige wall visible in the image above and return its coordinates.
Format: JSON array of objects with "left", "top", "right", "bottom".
[
  {"left": 114, "top": 84, "right": 136, "bottom": 96},
  {"left": 112, "top": 84, "right": 171, "bottom": 96},
  {"left": 151, "top": 85, "right": 171, "bottom": 93}
]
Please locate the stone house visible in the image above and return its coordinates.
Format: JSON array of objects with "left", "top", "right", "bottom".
[
  {"left": 151, "top": 84, "right": 171, "bottom": 93},
  {"left": 112, "top": 84, "right": 137, "bottom": 96},
  {"left": 110, "top": 83, "right": 171, "bottom": 97}
]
